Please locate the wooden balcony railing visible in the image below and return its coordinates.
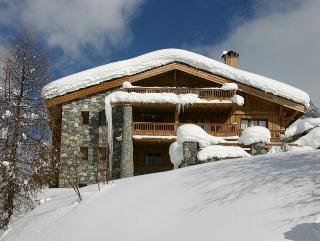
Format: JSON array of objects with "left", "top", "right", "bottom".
[
  {"left": 133, "top": 122, "right": 283, "bottom": 142},
  {"left": 133, "top": 122, "right": 176, "bottom": 136},
  {"left": 133, "top": 122, "right": 238, "bottom": 137},
  {"left": 124, "top": 87, "right": 236, "bottom": 99}
]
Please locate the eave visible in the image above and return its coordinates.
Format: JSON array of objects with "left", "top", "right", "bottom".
[{"left": 46, "top": 62, "right": 307, "bottom": 113}]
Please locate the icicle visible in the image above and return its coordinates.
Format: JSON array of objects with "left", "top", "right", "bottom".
[{"left": 105, "top": 95, "right": 113, "bottom": 175}]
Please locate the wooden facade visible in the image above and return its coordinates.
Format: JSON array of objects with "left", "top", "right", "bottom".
[{"left": 48, "top": 62, "right": 306, "bottom": 178}]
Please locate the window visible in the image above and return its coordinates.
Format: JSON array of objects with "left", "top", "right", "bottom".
[
  {"left": 80, "top": 147, "right": 88, "bottom": 160},
  {"left": 80, "top": 111, "right": 89, "bottom": 125},
  {"left": 145, "top": 153, "right": 162, "bottom": 167},
  {"left": 143, "top": 113, "right": 162, "bottom": 122},
  {"left": 240, "top": 119, "right": 267, "bottom": 129},
  {"left": 98, "top": 147, "right": 108, "bottom": 161},
  {"left": 99, "top": 110, "right": 106, "bottom": 126}
]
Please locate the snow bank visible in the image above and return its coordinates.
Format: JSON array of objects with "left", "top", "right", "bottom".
[
  {"left": 283, "top": 117, "right": 320, "bottom": 139},
  {"left": 197, "top": 145, "right": 250, "bottom": 161},
  {"left": 295, "top": 127, "right": 320, "bottom": 149},
  {"left": 176, "top": 124, "right": 225, "bottom": 147},
  {"left": 3, "top": 150, "right": 320, "bottom": 241},
  {"left": 238, "top": 126, "right": 271, "bottom": 146},
  {"left": 42, "top": 49, "right": 310, "bottom": 108},
  {"left": 268, "top": 145, "right": 314, "bottom": 154}
]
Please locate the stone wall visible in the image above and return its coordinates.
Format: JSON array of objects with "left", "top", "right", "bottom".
[
  {"left": 120, "top": 104, "right": 134, "bottom": 178},
  {"left": 59, "top": 91, "right": 110, "bottom": 187},
  {"left": 111, "top": 105, "right": 123, "bottom": 179},
  {"left": 181, "top": 142, "right": 199, "bottom": 167}
]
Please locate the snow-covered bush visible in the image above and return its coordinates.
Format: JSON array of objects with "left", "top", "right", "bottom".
[
  {"left": 197, "top": 145, "right": 250, "bottom": 161},
  {"left": 238, "top": 126, "right": 271, "bottom": 146}
]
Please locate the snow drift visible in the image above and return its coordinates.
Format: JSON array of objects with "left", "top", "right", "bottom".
[
  {"left": 295, "top": 127, "right": 320, "bottom": 149},
  {"left": 283, "top": 117, "right": 320, "bottom": 139},
  {"left": 197, "top": 145, "right": 250, "bottom": 161},
  {"left": 2, "top": 150, "right": 320, "bottom": 241}
]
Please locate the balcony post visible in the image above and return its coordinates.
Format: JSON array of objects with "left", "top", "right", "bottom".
[
  {"left": 174, "top": 106, "right": 179, "bottom": 133},
  {"left": 121, "top": 104, "right": 134, "bottom": 178}
]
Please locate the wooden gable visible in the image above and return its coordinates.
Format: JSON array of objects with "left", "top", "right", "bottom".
[{"left": 46, "top": 62, "right": 306, "bottom": 113}]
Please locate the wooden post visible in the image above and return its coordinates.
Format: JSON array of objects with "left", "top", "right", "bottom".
[{"left": 174, "top": 107, "right": 179, "bottom": 133}]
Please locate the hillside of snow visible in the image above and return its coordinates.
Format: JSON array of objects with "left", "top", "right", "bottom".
[{"left": 1, "top": 150, "right": 320, "bottom": 241}]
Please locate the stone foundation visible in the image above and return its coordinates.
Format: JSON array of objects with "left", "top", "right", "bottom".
[{"left": 250, "top": 142, "right": 267, "bottom": 155}]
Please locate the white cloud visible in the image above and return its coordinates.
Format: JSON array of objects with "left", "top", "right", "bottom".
[
  {"left": 191, "top": 0, "right": 320, "bottom": 106},
  {"left": 0, "top": 0, "right": 146, "bottom": 57}
]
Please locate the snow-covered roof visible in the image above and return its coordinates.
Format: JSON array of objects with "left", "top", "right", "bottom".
[{"left": 42, "top": 49, "right": 310, "bottom": 107}]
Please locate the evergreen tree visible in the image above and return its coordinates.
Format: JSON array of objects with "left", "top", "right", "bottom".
[{"left": 304, "top": 101, "right": 320, "bottom": 118}]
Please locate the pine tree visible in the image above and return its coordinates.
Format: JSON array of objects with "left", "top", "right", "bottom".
[{"left": 304, "top": 101, "right": 320, "bottom": 118}]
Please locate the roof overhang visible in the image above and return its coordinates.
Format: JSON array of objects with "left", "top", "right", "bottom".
[{"left": 46, "top": 62, "right": 306, "bottom": 113}]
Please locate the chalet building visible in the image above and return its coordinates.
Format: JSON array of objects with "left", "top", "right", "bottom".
[{"left": 43, "top": 49, "right": 310, "bottom": 187}]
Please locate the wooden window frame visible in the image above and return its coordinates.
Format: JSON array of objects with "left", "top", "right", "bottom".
[
  {"left": 240, "top": 119, "right": 268, "bottom": 129},
  {"left": 80, "top": 111, "right": 90, "bottom": 125},
  {"left": 80, "top": 146, "right": 88, "bottom": 160}
]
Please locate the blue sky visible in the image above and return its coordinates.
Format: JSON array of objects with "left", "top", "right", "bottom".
[
  {"left": 0, "top": 0, "right": 319, "bottom": 105},
  {"left": 113, "top": 0, "right": 254, "bottom": 59},
  {"left": 50, "top": 0, "right": 256, "bottom": 79}
]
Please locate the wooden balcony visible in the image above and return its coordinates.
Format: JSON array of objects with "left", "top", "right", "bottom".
[
  {"left": 124, "top": 87, "right": 236, "bottom": 99},
  {"left": 133, "top": 122, "right": 283, "bottom": 143},
  {"left": 133, "top": 122, "right": 238, "bottom": 137},
  {"left": 133, "top": 122, "right": 176, "bottom": 136}
]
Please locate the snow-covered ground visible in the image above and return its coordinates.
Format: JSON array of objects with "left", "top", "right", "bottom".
[{"left": 1, "top": 150, "right": 320, "bottom": 241}]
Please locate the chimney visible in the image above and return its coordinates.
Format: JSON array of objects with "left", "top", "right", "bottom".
[{"left": 220, "top": 50, "right": 239, "bottom": 68}]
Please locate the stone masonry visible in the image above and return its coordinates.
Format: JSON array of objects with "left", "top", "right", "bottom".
[
  {"left": 59, "top": 91, "right": 110, "bottom": 187},
  {"left": 111, "top": 105, "right": 123, "bottom": 179},
  {"left": 120, "top": 104, "right": 134, "bottom": 178},
  {"left": 181, "top": 142, "right": 199, "bottom": 167}
]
